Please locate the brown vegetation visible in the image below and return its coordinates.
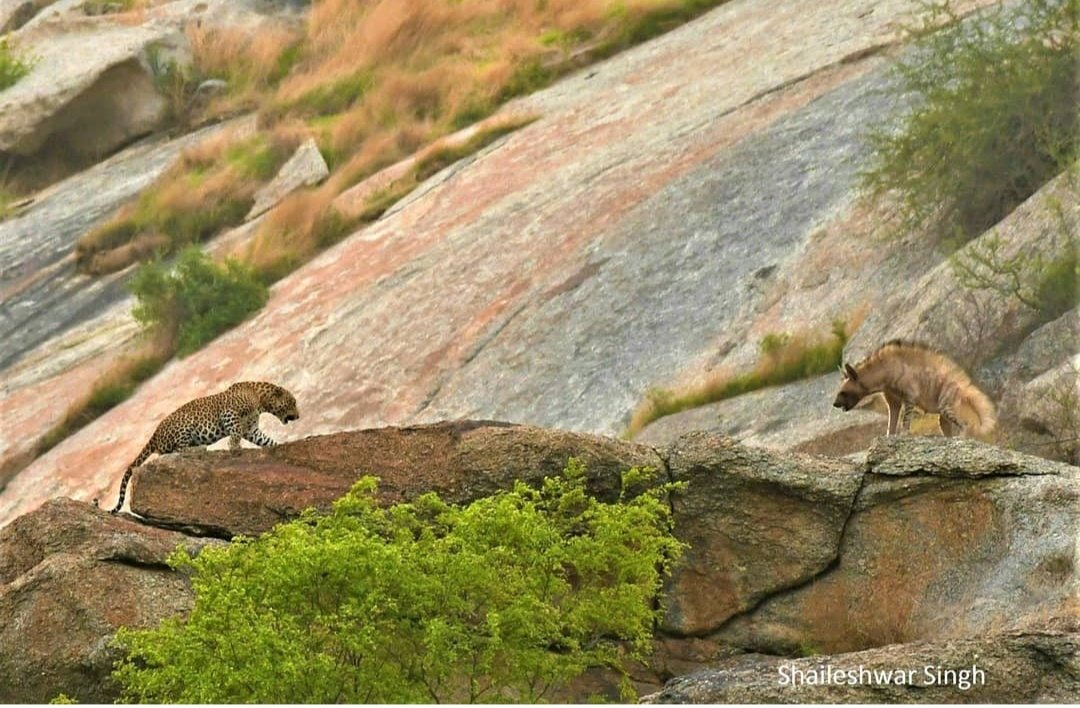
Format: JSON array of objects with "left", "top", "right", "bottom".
[
  {"left": 78, "top": 0, "right": 732, "bottom": 280},
  {"left": 626, "top": 312, "right": 865, "bottom": 438}
]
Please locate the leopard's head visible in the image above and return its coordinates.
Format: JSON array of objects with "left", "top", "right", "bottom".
[{"left": 254, "top": 382, "right": 300, "bottom": 424}]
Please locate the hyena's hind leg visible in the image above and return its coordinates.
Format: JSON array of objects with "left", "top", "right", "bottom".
[{"left": 938, "top": 409, "right": 962, "bottom": 438}]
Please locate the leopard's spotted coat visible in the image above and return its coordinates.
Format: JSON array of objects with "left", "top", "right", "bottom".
[{"left": 104, "top": 381, "right": 299, "bottom": 514}]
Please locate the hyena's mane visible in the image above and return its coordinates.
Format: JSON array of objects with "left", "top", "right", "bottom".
[{"left": 858, "top": 339, "right": 966, "bottom": 380}]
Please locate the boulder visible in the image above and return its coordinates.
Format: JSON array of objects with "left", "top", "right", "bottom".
[
  {"left": 246, "top": 137, "right": 329, "bottom": 220},
  {"left": 1, "top": 425, "right": 1078, "bottom": 702},
  {"left": 129, "top": 421, "right": 665, "bottom": 537},
  {"left": 661, "top": 432, "right": 863, "bottom": 635},
  {"left": 0, "top": 0, "right": 57, "bottom": 34},
  {"left": 0, "top": 497, "right": 220, "bottom": 703},
  {"left": 1011, "top": 355, "right": 1080, "bottom": 465},
  {"left": 712, "top": 437, "right": 1079, "bottom": 655},
  {"left": 646, "top": 622, "right": 1080, "bottom": 703},
  {"left": 0, "top": 23, "right": 178, "bottom": 160}
]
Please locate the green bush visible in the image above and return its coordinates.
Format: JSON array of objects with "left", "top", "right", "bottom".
[
  {"left": 131, "top": 246, "right": 268, "bottom": 357},
  {"left": 112, "top": 462, "right": 685, "bottom": 703},
  {"left": 0, "top": 38, "right": 32, "bottom": 91},
  {"left": 861, "top": 0, "right": 1078, "bottom": 245}
]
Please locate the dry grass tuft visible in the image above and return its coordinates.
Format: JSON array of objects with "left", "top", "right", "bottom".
[
  {"left": 34, "top": 330, "right": 176, "bottom": 457},
  {"left": 76, "top": 127, "right": 301, "bottom": 275},
  {"left": 626, "top": 312, "right": 865, "bottom": 438}
]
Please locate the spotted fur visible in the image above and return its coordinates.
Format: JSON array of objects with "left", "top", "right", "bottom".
[{"left": 104, "top": 382, "right": 299, "bottom": 514}]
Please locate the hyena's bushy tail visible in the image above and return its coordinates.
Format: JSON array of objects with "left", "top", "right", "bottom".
[
  {"left": 952, "top": 387, "right": 998, "bottom": 438},
  {"left": 109, "top": 443, "right": 153, "bottom": 514}
]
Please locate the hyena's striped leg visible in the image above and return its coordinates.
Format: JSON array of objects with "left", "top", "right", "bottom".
[
  {"left": 884, "top": 391, "right": 903, "bottom": 436},
  {"left": 899, "top": 403, "right": 915, "bottom": 435},
  {"left": 939, "top": 409, "right": 961, "bottom": 438}
]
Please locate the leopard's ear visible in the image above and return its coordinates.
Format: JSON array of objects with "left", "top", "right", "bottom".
[{"left": 844, "top": 363, "right": 858, "bottom": 381}]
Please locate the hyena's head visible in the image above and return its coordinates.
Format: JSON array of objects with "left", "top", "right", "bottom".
[{"left": 832, "top": 363, "right": 867, "bottom": 411}]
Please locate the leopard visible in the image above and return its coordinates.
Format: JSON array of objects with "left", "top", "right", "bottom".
[{"left": 101, "top": 381, "right": 300, "bottom": 514}]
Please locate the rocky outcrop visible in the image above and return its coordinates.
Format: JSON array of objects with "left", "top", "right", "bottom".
[
  {"left": 0, "top": 497, "right": 220, "bottom": 703},
  {"left": 661, "top": 432, "right": 863, "bottom": 635},
  {"left": 1, "top": 424, "right": 1075, "bottom": 702},
  {"left": 90, "top": 428, "right": 1080, "bottom": 648},
  {"left": 0, "top": 22, "right": 176, "bottom": 159},
  {"left": 128, "top": 421, "right": 663, "bottom": 537},
  {"left": 646, "top": 622, "right": 1080, "bottom": 703},
  {"left": 246, "top": 137, "right": 329, "bottom": 220},
  {"left": 713, "top": 437, "right": 1079, "bottom": 655},
  {"left": 2, "top": 0, "right": 965, "bottom": 525}
]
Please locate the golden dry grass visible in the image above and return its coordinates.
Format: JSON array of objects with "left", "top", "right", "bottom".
[
  {"left": 83, "top": 0, "right": 731, "bottom": 280},
  {"left": 76, "top": 127, "right": 301, "bottom": 274},
  {"left": 34, "top": 329, "right": 176, "bottom": 457},
  {"left": 625, "top": 311, "right": 867, "bottom": 439}
]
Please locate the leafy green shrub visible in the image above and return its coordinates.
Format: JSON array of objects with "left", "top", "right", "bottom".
[
  {"left": 113, "top": 462, "right": 685, "bottom": 703},
  {"left": 0, "top": 38, "right": 32, "bottom": 91},
  {"left": 861, "top": 0, "right": 1078, "bottom": 245},
  {"left": 130, "top": 246, "right": 268, "bottom": 357}
]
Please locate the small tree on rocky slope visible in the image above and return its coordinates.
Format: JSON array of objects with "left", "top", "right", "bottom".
[
  {"left": 112, "top": 462, "right": 685, "bottom": 703},
  {"left": 861, "top": 0, "right": 1078, "bottom": 246}
]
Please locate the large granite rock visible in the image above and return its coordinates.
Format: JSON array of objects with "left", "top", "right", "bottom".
[
  {"left": 4, "top": 0, "right": 974, "bottom": 526},
  {"left": 0, "top": 23, "right": 176, "bottom": 159},
  {"left": 246, "top": 137, "right": 329, "bottom": 219},
  {"left": 1, "top": 425, "right": 1076, "bottom": 703},
  {"left": 646, "top": 623, "right": 1080, "bottom": 703},
  {"left": 661, "top": 432, "right": 862, "bottom": 635},
  {"left": 128, "top": 421, "right": 664, "bottom": 537},
  {"left": 0, "top": 498, "right": 219, "bottom": 703},
  {"left": 713, "top": 437, "right": 1079, "bottom": 655}
]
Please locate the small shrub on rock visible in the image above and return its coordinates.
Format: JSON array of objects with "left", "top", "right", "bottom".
[
  {"left": 0, "top": 38, "right": 32, "bottom": 91},
  {"left": 130, "top": 246, "right": 268, "bottom": 357},
  {"left": 112, "top": 462, "right": 685, "bottom": 703}
]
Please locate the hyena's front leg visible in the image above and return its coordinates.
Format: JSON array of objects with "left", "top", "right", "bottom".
[
  {"left": 899, "top": 402, "right": 916, "bottom": 435},
  {"left": 884, "top": 391, "right": 903, "bottom": 436}
]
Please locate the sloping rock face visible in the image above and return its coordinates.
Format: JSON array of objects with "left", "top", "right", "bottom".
[
  {"left": 0, "top": 424, "right": 1076, "bottom": 702},
  {"left": 0, "top": 498, "right": 220, "bottom": 703},
  {"left": 646, "top": 623, "right": 1080, "bottom": 703},
  {"left": 3, "top": 0, "right": 988, "bottom": 525},
  {"left": 635, "top": 172, "right": 1078, "bottom": 456},
  {"left": 0, "top": 118, "right": 256, "bottom": 483}
]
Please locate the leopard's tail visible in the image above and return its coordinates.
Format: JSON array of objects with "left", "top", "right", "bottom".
[{"left": 109, "top": 443, "right": 153, "bottom": 514}]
